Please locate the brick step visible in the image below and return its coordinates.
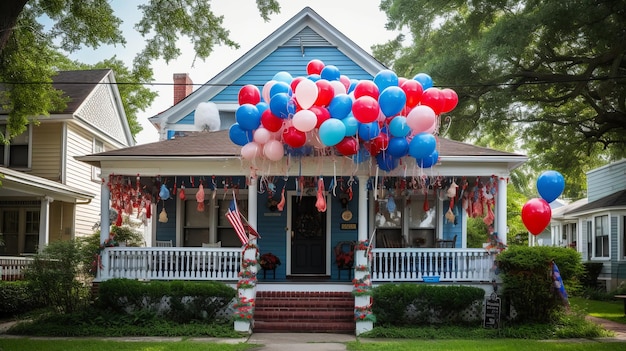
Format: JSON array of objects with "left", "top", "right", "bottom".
[
  {"left": 253, "top": 320, "right": 355, "bottom": 333},
  {"left": 253, "top": 291, "right": 356, "bottom": 333}
]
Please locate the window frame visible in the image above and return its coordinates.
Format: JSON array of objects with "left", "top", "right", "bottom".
[
  {"left": 92, "top": 139, "right": 104, "bottom": 181},
  {"left": 0, "top": 124, "right": 32, "bottom": 169},
  {"left": 593, "top": 214, "right": 610, "bottom": 259}
]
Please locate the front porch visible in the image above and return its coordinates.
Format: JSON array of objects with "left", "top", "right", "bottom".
[{"left": 96, "top": 246, "right": 496, "bottom": 284}]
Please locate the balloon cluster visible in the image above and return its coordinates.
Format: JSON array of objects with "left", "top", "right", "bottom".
[
  {"left": 521, "top": 171, "right": 565, "bottom": 235},
  {"left": 229, "top": 59, "right": 458, "bottom": 171}
]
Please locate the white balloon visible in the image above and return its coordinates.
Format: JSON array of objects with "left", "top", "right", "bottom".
[
  {"left": 253, "top": 127, "right": 271, "bottom": 145},
  {"left": 295, "top": 79, "right": 318, "bottom": 109},
  {"left": 263, "top": 140, "right": 284, "bottom": 161},
  {"left": 292, "top": 109, "right": 317, "bottom": 132},
  {"left": 330, "top": 80, "right": 347, "bottom": 96},
  {"left": 262, "top": 80, "right": 277, "bottom": 104},
  {"left": 194, "top": 102, "right": 220, "bottom": 131},
  {"left": 406, "top": 105, "right": 436, "bottom": 133},
  {"left": 241, "top": 142, "right": 262, "bottom": 160}
]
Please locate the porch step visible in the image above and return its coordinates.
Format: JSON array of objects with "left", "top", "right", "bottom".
[{"left": 253, "top": 291, "right": 355, "bottom": 333}]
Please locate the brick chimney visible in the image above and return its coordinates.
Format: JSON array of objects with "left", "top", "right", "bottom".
[{"left": 173, "top": 73, "right": 193, "bottom": 105}]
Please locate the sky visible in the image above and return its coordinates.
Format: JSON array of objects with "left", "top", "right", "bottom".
[{"left": 67, "top": 1, "right": 401, "bottom": 144}]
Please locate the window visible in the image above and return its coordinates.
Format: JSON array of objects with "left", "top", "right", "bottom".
[
  {"left": 594, "top": 215, "right": 609, "bottom": 258},
  {"left": 92, "top": 139, "right": 104, "bottom": 180},
  {"left": 0, "top": 124, "right": 31, "bottom": 168},
  {"left": 217, "top": 197, "right": 248, "bottom": 247},
  {"left": 0, "top": 206, "right": 40, "bottom": 255}
]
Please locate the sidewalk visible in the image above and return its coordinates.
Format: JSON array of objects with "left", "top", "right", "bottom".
[{"left": 586, "top": 315, "right": 626, "bottom": 341}]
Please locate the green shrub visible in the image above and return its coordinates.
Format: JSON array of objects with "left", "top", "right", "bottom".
[
  {"left": 372, "top": 283, "right": 485, "bottom": 326},
  {"left": 24, "top": 240, "right": 90, "bottom": 314},
  {"left": 496, "top": 246, "right": 583, "bottom": 323},
  {"left": 79, "top": 224, "right": 145, "bottom": 276},
  {"left": 581, "top": 262, "right": 604, "bottom": 288},
  {"left": 0, "top": 281, "right": 44, "bottom": 317},
  {"left": 97, "top": 279, "right": 236, "bottom": 323}
]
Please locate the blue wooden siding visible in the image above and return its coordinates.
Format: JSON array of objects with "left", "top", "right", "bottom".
[
  {"left": 155, "top": 199, "right": 177, "bottom": 245},
  {"left": 441, "top": 200, "right": 463, "bottom": 247}
]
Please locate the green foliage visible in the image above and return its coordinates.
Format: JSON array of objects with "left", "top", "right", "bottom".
[
  {"left": 97, "top": 279, "right": 236, "bottom": 323},
  {"left": 23, "top": 240, "right": 90, "bottom": 314},
  {"left": 377, "top": 0, "right": 626, "bottom": 199},
  {"left": 0, "top": 280, "right": 45, "bottom": 317},
  {"left": 79, "top": 223, "right": 144, "bottom": 276},
  {"left": 0, "top": 0, "right": 281, "bottom": 140},
  {"left": 496, "top": 246, "right": 584, "bottom": 322},
  {"left": 581, "top": 262, "right": 604, "bottom": 288},
  {"left": 372, "top": 283, "right": 485, "bottom": 326}
]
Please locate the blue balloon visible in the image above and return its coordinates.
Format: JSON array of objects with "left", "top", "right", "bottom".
[
  {"left": 388, "top": 137, "right": 409, "bottom": 158},
  {"left": 537, "top": 170, "right": 565, "bottom": 203},
  {"left": 342, "top": 116, "right": 359, "bottom": 136},
  {"left": 352, "top": 146, "right": 370, "bottom": 164},
  {"left": 273, "top": 71, "right": 293, "bottom": 84},
  {"left": 418, "top": 150, "right": 439, "bottom": 168},
  {"left": 408, "top": 132, "right": 437, "bottom": 159},
  {"left": 269, "top": 81, "right": 292, "bottom": 98},
  {"left": 413, "top": 73, "right": 433, "bottom": 90},
  {"left": 376, "top": 152, "right": 399, "bottom": 172},
  {"left": 374, "top": 69, "right": 399, "bottom": 92},
  {"left": 319, "top": 119, "right": 346, "bottom": 146},
  {"left": 389, "top": 116, "right": 411, "bottom": 137},
  {"left": 358, "top": 122, "right": 380, "bottom": 141},
  {"left": 256, "top": 101, "right": 269, "bottom": 114},
  {"left": 229, "top": 123, "right": 253, "bottom": 146},
  {"left": 235, "top": 104, "right": 261, "bottom": 130},
  {"left": 348, "top": 79, "right": 358, "bottom": 93},
  {"left": 307, "top": 74, "right": 321, "bottom": 82},
  {"left": 269, "top": 93, "right": 291, "bottom": 119},
  {"left": 379, "top": 86, "right": 407, "bottom": 117},
  {"left": 320, "top": 65, "right": 340, "bottom": 81},
  {"left": 328, "top": 94, "right": 353, "bottom": 119}
]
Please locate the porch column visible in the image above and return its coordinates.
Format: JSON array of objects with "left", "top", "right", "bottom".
[
  {"left": 357, "top": 175, "right": 368, "bottom": 242},
  {"left": 248, "top": 175, "right": 258, "bottom": 243},
  {"left": 100, "top": 181, "right": 111, "bottom": 244},
  {"left": 496, "top": 177, "right": 508, "bottom": 246},
  {"left": 38, "top": 196, "right": 52, "bottom": 252}
]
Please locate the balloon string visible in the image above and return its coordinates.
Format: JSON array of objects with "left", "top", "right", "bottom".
[{"left": 374, "top": 167, "right": 379, "bottom": 201}]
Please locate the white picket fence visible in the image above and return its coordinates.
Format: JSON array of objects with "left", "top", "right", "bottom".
[{"left": 0, "top": 256, "right": 34, "bottom": 281}]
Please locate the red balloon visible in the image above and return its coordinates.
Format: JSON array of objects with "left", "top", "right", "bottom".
[
  {"left": 307, "top": 59, "right": 325, "bottom": 75},
  {"left": 314, "top": 79, "right": 334, "bottom": 107},
  {"left": 420, "top": 88, "right": 445, "bottom": 115},
  {"left": 353, "top": 80, "right": 380, "bottom": 100},
  {"left": 401, "top": 80, "right": 423, "bottom": 108},
  {"left": 335, "top": 137, "right": 359, "bottom": 156},
  {"left": 283, "top": 126, "right": 307, "bottom": 148},
  {"left": 309, "top": 106, "right": 331, "bottom": 128},
  {"left": 260, "top": 109, "right": 283, "bottom": 132},
  {"left": 367, "top": 133, "right": 390, "bottom": 156},
  {"left": 352, "top": 96, "right": 380, "bottom": 123},
  {"left": 238, "top": 84, "right": 261, "bottom": 105},
  {"left": 521, "top": 198, "right": 552, "bottom": 235},
  {"left": 440, "top": 88, "right": 458, "bottom": 113}
]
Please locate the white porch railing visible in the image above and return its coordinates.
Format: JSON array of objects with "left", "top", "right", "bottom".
[
  {"left": 370, "top": 248, "right": 496, "bottom": 282},
  {"left": 98, "top": 247, "right": 242, "bottom": 282},
  {"left": 0, "top": 256, "right": 34, "bottom": 281}
]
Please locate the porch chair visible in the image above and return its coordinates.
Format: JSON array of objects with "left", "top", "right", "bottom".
[
  {"left": 155, "top": 240, "right": 173, "bottom": 247},
  {"left": 437, "top": 235, "right": 457, "bottom": 248}
]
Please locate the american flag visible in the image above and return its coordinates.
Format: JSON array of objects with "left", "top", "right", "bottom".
[{"left": 226, "top": 192, "right": 248, "bottom": 245}]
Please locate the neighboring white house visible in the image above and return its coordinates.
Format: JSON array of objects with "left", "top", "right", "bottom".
[
  {"left": 0, "top": 69, "right": 135, "bottom": 255},
  {"left": 550, "top": 159, "right": 626, "bottom": 291}
]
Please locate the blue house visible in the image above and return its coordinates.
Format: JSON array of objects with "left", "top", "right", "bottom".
[{"left": 78, "top": 7, "right": 526, "bottom": 333}]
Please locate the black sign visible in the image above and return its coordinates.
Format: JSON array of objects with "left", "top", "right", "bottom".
[{"left": 483, "top": 292, "right": 501, "bottom": 329}]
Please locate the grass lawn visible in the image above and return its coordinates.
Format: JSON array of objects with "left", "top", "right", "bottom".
[
  {"left": 0, "top": 339, "right": 255, "bottom": 351},
  {"left": 346, "top": 339, "right": 626, "bottom": 350},
  {"left": 570, "top": 297, "right": 626, "bottom": 324}
]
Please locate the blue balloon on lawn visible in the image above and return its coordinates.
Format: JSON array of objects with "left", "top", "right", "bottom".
[
  {"left": 235, "top": 104, "right": 261, "bottom": 130},
  {"left": 413, "top": 73, "right": 433, "bottom": 90},
  {"left": 229, "top": 123, "right": 253, "bottom": 146},
  {"left": 387, "top": 137, "right": 409, "bottom": 158},
  {"left": 328, "top": 94, "right": 353, "bottom": 119},
  {"left": 537, "top": 170, "right": 565, "bottom": 203},
  {"left": 408, "top": 132, "right": 437, "bottom": 160}
]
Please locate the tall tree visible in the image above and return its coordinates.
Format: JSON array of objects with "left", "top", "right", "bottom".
[
  {"left": 0, "top": 0, "right": 280, "bottom": 141},
  {"left": 375, "top": 0, "right": 626, "bottom": 199}
]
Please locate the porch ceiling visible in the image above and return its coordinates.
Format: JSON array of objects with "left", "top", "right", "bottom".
[
  {"left": 76, "top": 130, "right": 527, "bottom": 178},
  {"left": 0, "top": 167, "right": 95, "bottom": 202}
]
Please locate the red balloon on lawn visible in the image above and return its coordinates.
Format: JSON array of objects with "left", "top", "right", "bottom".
[{"left": 521, "top": 198, "right": 552, "bottom": 235}]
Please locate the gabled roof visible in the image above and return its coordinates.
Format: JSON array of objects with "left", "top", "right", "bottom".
[
  {"left": 149, "top": 6, "right": 387, "bottom": 129},
  {"left": 565, "top": 189, "right": 626, "bottom": 216},
  {"left": 51, "top": 69, "right": 112, "bottom": 113}
]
